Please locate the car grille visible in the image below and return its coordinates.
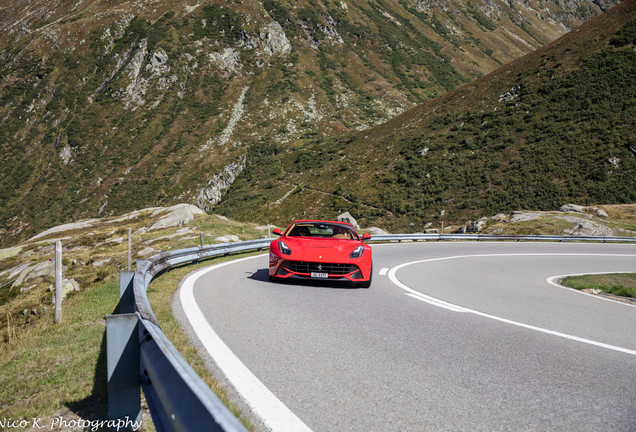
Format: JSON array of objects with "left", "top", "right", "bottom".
[{"left": 281, "top": 261, "right": 359, "bottom": 276}]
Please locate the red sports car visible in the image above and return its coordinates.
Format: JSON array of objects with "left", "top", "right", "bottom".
[{"left": 269, "top": 220, "right": 373, "bottom": 288}]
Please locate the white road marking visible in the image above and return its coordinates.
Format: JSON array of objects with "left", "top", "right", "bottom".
[
  {"left": 388, "top": 253, "right": 636, "bottom": 356},
  {"left": 405, "top": 293, "right": 469, "bottom": 313},
  {"left": 180, "top": 255, "right": 313, "bottom": 432},
  {"left": 379, "top": 267, "right": 388, "bottom": 276}
]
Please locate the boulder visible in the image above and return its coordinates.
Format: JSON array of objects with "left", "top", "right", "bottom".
[
  {"left": 365, "top": 227, "right": 389, "bottom": 235},
  {"left": 209, "top": 48, "right": 242, "bottom": 76},
  {"left": 260, "top": 22, "right": 292, "bottom": 55},
  {"left": 49, "top": 278, "right": 80, "bottom": 302},
  {"left": 558, "top": 216, "right": 614, "bottom": 236},
  {"left": 137, "top": 247, "right": 156, "bottom": 257},
  {"left": 149, "top": 204, "right": 206, "bottom": 231},
  {"left": 596, "top": 209, "right": 609, "bottom": 218},
  {"left": 466, "top": 218, "right": 487, "bottom": 232},
  {"left": 559, "top": 204, "right": 586, "bottom": 213},
  {"left": 91, "top": 258, "right": 112, "bottom": 267},
  {"left": 337, "top": 212, "right": 360, "bottom": 230},
  {"left": 491, "top": 213, "right": 508, "bottom": 222},
  {"left": 510, "top": 212, "right": 542, "bottom": 223},
  {"left": 214, "top": 235, "right": 240, "bottom": 243}
]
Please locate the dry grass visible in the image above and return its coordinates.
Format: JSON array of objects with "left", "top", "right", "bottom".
[
  {"left": 0, "top": 207, "right": 270, "bottom": 429},
  {"left": 0, "top": 279, "right": 119, "bottom": 425}
]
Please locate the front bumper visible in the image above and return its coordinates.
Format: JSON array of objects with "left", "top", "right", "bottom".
[{"left": 269, "top": 253, "right": 369, "bottom": 282}]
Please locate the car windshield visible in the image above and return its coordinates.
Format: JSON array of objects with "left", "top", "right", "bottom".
[{"left": 285, "top": 222, "right": 358, "bottom": 240}]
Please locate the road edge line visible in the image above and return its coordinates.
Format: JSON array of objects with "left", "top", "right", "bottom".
[{"left": 179, "top": 255, "right": 314, "bottom": 432}]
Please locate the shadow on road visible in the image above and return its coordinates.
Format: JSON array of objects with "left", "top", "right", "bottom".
[{"left": 248, "top": 268, "right": 362, "bottom": 289}]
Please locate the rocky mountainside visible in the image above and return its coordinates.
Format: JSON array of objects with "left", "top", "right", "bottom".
[
  {"left": 214, "top": 0, "right": 635, "bottom": 231},
  {"left": 0, "top": 0, "right": 622, "bottom": 246}
]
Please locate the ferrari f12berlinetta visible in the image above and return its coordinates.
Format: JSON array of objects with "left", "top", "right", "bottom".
[{"left": 269, "top": 220, "right": 373, "bottom": 288}]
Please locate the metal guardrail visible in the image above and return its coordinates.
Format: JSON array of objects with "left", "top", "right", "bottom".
[
  {"left": 106, "top": 233, "right": 636, "bottom": 432},
  {"left": 133, "top": 240, "right": 271, "bottom": 326},
  {"left": 367, "top": 233, "right": 636, "bottom": 243},
  {"left": 107, "top": 239, "right": 270, "bottom": 432}
]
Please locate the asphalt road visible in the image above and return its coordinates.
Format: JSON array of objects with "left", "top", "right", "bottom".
[{"left": 175, "top": 241, "right": 636, "bottom": 432}]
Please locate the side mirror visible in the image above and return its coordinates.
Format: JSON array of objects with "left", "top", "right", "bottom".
[
  {"left": 362, "top": 233, "right": 372, "bottom": 240},
  {"left": 272, "top": 228, "right": 282, "bottom": 236}
]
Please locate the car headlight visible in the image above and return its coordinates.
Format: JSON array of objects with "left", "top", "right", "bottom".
[
  {"left": 350, "top": 245, "right": 364, "bottom": 259},
  {"left": 279, "top": 240, "right": 292, "bottom": 255}
]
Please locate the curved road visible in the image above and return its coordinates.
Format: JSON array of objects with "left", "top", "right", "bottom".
[{"left": 175, "top": 242, "right": 636, "bottom": 432}]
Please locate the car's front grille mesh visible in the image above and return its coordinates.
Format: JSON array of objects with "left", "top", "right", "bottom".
[{"left": 282, "top": 261, "right": 358, "bottom": 276}]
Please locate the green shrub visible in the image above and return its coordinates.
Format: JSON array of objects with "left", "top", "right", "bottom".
[{"left": 610, "top": 18, "right": 636, "bottom": 47}]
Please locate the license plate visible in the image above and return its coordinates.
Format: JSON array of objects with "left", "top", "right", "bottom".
[{"left": 311, "top": 272, "right": 329, "bottom": 278}]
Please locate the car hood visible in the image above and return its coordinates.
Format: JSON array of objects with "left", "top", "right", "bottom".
[{"left": 281, "top": 237, "right": 361, "bottom": 254}]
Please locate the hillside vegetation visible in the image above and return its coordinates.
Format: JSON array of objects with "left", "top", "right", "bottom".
[
  {"left": 215, "top": 1, "right": 636, "bottom": 232},
  {"left": 0, "top": 0, "right": 621, "bottom": 246}
]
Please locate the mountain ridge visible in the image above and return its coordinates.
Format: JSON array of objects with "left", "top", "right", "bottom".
[{"left": 0, "top": 0, "right": 626, "bottom": 246}]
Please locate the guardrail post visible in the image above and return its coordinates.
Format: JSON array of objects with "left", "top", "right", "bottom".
[
  {"left": 54, "top": 240, "right": 63, "bottom": 323},
  {"left": 128, "top": 228, "right": 132, "bottom": 271},
  {"left": 120, "top": 271, "right": 135, "bottom": 314},
  {"left": 106, "top": 313, "right": 141, "bottom": 425}
]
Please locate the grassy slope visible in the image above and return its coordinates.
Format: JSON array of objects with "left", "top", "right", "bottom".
[
  {"left": 0, "top": 256, "right": 262, "bottom": 431},
  {"left": 215, "top": 1, "right": 636, "bottom": 232},
  {"left": 0, "top": 209, "right": 269, "bottom": 429},
  {"left": 0, "top": 280, "right": 121, "bottom": 422}
]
